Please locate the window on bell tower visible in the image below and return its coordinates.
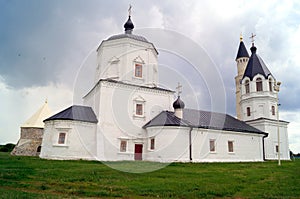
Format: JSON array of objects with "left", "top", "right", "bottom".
[
  {"left": 256, "top": 78, "right": 262, "bottom": 91},
  {"left": 269, "top": 78, "right": 273, "bottom": 92},
  {"left": 272, "top": 106, "right": 276, "bottom": 116},
  {"left": 247, "top": 107, "right": 251, "bottom": 117},
  {"left": 245, "top": 80, "right": 250, "bottom": 94}
]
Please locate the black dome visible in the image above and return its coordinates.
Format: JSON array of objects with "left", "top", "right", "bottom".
[
  {"left": 124, "top": 16, "right": 134, "bottom": 33},
  {"left": 173, "top": 96, "right": 185, "bottom": 109}
]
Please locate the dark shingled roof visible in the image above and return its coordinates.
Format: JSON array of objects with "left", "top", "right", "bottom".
[
  {"left": 143, "top": 109, "right": 266, "bottom": 135},
  {"left": 44, "top": 105, "right": 98, "bottom": 123},
  {"left": 143, "top": 111, "right": 190, "bottom": 128},
  {"left": 236, "top": 41, "right": 249, "bottom": 60},
  {"left": 242, "top": 45, "right": 272, "bottom": 80}
]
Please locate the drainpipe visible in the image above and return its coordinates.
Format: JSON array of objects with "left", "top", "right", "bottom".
[
  {"left": 189, "top": 127, "right": 193, "bottom": 162},
  {"left": 262, "top": 133, "right": 268, "bottom": 161}
]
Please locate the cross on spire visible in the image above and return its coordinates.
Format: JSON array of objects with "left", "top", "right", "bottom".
[
  {"left": 250, "top": 33, "right": 256, "bottom": 44},
  {"left": 176, "top": 82, "right": 182, "bottom": 97},
  {"left": 128, "top": 4, "right": 132, "bottom": 17}
]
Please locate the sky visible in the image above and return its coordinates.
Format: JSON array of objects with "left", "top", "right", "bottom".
[{"left": 0, "top": 0, "right": 300, "bottom": 153}]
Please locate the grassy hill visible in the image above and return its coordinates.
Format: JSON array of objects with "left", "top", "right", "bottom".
[{"left": 0, "top": 152, "right": 299, "bottom": 198}]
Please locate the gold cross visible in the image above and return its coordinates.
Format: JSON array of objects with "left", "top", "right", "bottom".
[{"left": 176, "top": 82, "right": 182, "bottom": 97}]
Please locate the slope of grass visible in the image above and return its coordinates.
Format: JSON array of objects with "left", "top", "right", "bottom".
[{"left": 0, "top": 152, "right": 299, "bottom": 198}]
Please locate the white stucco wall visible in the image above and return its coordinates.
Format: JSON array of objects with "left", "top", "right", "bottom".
[
  {"left": 96, "top": 38, "right": 158, "bottom": 87},
  {"left": 145, "top": 126, "right": 265, "bottom": 163},
  {"left": 84, "top": 80, "right": 174, "bottom": 161},
  {"left": 247, "top": 119, "right": 290, "bottom": 160},
  {"left": 40, "top": 120, "right": 97, "bottom": 160},
  {"left": 145, "top": 126, "right": 191, "bottom": 162},
  {"left": 240, "top": 74, "right": 277, "bottom": 121},
  {"left": 192, "top": 129, "right": 264, "bottom": 162}
]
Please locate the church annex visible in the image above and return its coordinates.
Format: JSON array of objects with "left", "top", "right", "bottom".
[{"left": 38, "top": 13, "right": 290, "bottom": 162}]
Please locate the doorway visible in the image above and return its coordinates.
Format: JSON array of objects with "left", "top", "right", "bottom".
[{"left": 134, "top": 144, "right": 143, "bottom": 160}]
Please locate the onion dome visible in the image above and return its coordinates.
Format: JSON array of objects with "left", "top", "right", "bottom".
[
  {"left": 173, "top": 96, "right": 185, "bottom": 109},
  {"left": 124, "top": 16, "right": 134, "bottom": 34}
]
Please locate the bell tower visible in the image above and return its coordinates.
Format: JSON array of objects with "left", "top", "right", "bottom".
[
  {"left": 235, "top": 34, "right": 249, "bottom": 120},
  {"left": 238, "top": 36, "right": 290, "bottom": 160}
]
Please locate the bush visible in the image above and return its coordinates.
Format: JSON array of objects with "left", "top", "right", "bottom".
[{"left": 0, "top": 143, "right": 15, "bottom": 152}]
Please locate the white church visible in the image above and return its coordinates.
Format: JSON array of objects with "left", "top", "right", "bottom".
[{"left": 14, "top": 12, "right": 290, "bottom": 162}]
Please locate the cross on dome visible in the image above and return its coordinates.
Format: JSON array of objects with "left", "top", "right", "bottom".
[
  {"left": 128, "top": 4, "right": 132, "bottom": 17},
  {"left": 124, "top": 5, "right": 134, "bottom": 34},
  {"left": 176, "top": 82, "right": 182, "bottom": 97},
  {"left": 250, "top": 33, "right": 256, "bottom": 45}
]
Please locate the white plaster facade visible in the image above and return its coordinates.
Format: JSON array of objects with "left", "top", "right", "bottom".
[
  {"left": 83, "top": 80, "right": 174, "bottom": 161},
  {"left": 247, "top": 119, "right": 290, "bottom": 160},
  {"left": 39, "top": 17, "right": 289, "bottom": 163},
  {"left": 41, "top": 120, "right": 97, "bottom": 160},
  {"left": 95, "top": 35, "right": 158, "bottom": 87},
  {"left": 145, "top": 127, "right": 264, "bottom": 162}
]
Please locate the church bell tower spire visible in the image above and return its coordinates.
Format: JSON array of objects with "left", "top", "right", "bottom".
[{"left": 235, "top": 33, "right": 249, "bottom": 119}]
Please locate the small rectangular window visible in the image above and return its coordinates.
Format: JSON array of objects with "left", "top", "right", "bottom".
[
  {"left": 247, "top": 107, "right": 251, "bottom": 117},
  {"left": 120, "top": 140, "right": 127, "bottom": 152},
  {"left": 58, "top": 133, "right": 66, "bottom": 144},
  {"left": 228, "top": 141, "right": 234, "bottom": 153},
  {"left": 209, "top": 140, "right": 216, "bottom": 152},
  {"left": 272, "top": 106, "right": 276, "bottom": 116},
  {"left": 136, "top": 104, "right": 143, "bottom": 115},
  {"left": 245, "top": 80, "right": 250, "bottom": 94},
  {"left": 135, "top": 64, "right": 142, "bottom": 78},
  {"left": 275, "top": 145, "right": 279, "bottom": 153},
  {"left": 150, "top": 138, "right": 155, "bottom": 150}
]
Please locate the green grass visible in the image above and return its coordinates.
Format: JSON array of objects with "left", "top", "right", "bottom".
[{"left": 0, "top": 152, "right": 299, "bottom": 198}]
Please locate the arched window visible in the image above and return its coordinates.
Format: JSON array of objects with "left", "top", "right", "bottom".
[
  {"left": 245, "top": 80, "right": 250, "bottom": 94},
  {"left": 269, "top": 78, "right": 273, "bottom": 92},
  {"left": 272, "top": 106, "right": 276, "bottom": 116},
  {"left": 37, "top": 146, "right": 41, "bottom": 153},
  {"left": 256, "top": 78, "right": 262, "bottom": 91}
]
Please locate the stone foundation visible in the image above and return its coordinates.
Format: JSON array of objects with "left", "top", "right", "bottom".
[{"left": 11, "top": 127, "right": 43, "bottom": 156}]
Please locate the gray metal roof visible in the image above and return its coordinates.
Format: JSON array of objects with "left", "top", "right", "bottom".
[
  {"left": 236, "top": 41, "right": 249, "bottom": 60},
  {"left": 143, "top": 111, "right": 190, "bottom": 128},
  {"left": 44, "top": 105, "right": 98, "bottom": 124},
  {"left": 107, "top": 33, "right": 149, "bottom": 43},
  {"left": 143, "top": 109, "right": 266, "bottom": 135},
  {"left": 242, "top": 46, "right": 272, "bottom": 80}
]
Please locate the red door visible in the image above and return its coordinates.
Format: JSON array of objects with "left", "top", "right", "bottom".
[{"left": 134, "top": 144, "right": 143, "bottom": 160}]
